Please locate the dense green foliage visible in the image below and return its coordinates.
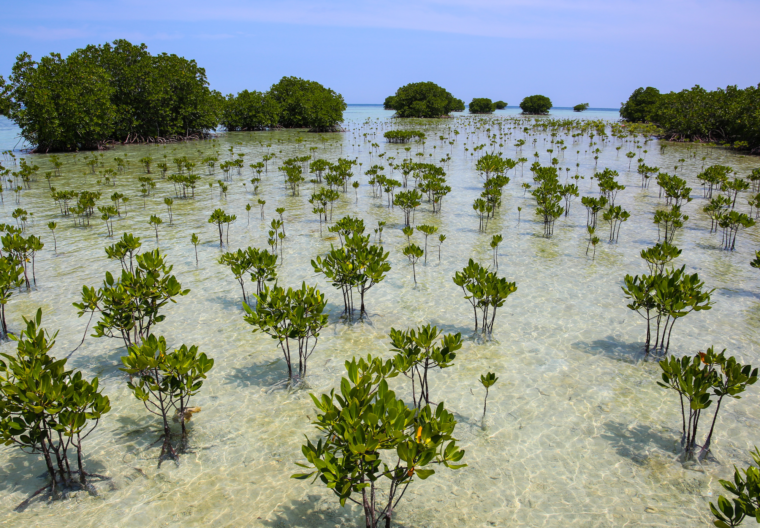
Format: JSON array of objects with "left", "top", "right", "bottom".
[
  {"left": 519, "top": 95, "right": 552, "bottom": 115},
  {"left": 621, "top": 84, "right": 760, "bottom": 152},
  {"left": 452, "top": 259, "right": 518, "bottom": 337},
  {"left": 268, "top": 76, "right": 346, "bottom": 130},
  {"left": 121, "top": 334, "right": 213, "bottom": 463},
  {"left": 312, "top": 216, "right": 391, "bottom": 317},
  {"left": 384, "top": 82, "right": 464, "bottom": 118},
  {"left": 243, "top": 282, "right": 329, "bottom": 383},
  {"left": 0, "top": 75, "right": 10, "bottom": 116},
  {"left": 619, "top": 87, "right": 661, "bottom": 123},
  {"left": 653, "top": 85, "right": 760, "bottom": 151},
  {"left": 293, "top": 354, "right": 466, "bottom": 528},
  {"left": 573, "top": 103, "right": 589, "bottom": 112},
  {"left": 0, "top": 309, "right": 111, "bottom": 492},
  {"left": 8, "top": 51, "right": 116, "bottom": 152},
  {"left": 383, "top": 130, "right": 426, "bottom": 143},
  {"left": 494, "top": 100, "right": 507, "bottom": 110},
  {"left": 711, "top": 447, "right": 760, "bottom": 527},
  {"left": 5, "top": 40, "right": 222, "bottom": 151},
  {"left": 469, "top": 98, "right": 496, "bottom": 114},
  {"left": 220, "top": 90, "right": 280, "bottom": 131},
  {"left": 74, "top": 235, "right": 190, "bottom": 348},
  {"left": 658, "top": 348, "right": 756, "bottom": 462}
]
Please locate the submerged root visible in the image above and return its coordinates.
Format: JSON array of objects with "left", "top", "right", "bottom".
[{"left": 14, "top": 472, "right": 111, "bottom": 512}]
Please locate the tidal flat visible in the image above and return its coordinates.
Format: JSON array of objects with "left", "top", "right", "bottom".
[{"left": 0, "top": 106, "right": 759, "bottom": 527}]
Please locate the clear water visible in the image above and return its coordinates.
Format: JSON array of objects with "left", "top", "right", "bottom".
[{"left": 1, "top": 107, "right": 760, "bottom": 527}]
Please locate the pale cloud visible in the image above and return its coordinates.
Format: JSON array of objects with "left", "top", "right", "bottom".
[
  {"left": 3, "top": 0, "right": 760, "bottom": 43},
  {"left": 1, "top": 26, "right": 90, "bottom": 40}
]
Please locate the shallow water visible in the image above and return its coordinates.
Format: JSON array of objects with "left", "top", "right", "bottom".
[{"left": 1, "top": 107, "right": 760, "bottom": 527}]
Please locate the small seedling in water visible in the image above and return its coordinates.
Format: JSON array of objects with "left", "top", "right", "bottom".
[
  {"left": 149, "top": 215, "right": 162, "bottom": 244},
  {"left": 416, "top": 225, "right": 437, "bottom": 263},
  {"left": 480, "top": 372, "right": 498, "bottom": 420},
  {"left": 490, "top": 234, "right": 503, "bottom": 270},
  {"left": 374, "top": 221, "right": 386, "bottom": 243},
  {"left": 48, "top": 221, "right": 57, "bottom": 254},
  {"left": 402, "top": 244, "right": 423, "bottom": 285},
  {"left": 191, "top": 233, "right": 200, "bottom": 266},
  {"left": 438, "top": 234, "right": 446, "bottom": 262},
  {"left": 258, "top": 198, "right": 266, "bottom": 220},
  {"left": 276, "top": 207, "right": 286, "bottom": 236},
  {"left": 164, "top": 197, "right": 174, "bottom": 225},
  {"left": 402, "top": 226, "right": 414, "bottom": 244}
]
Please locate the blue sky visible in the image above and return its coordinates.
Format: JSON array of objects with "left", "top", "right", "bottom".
[{"left": 2, "top": 0, "right": 758, "bottom": 107}]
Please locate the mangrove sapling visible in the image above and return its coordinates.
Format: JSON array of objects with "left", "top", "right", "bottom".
[
  {"left": 704, "top": 195, "right": 732, "bottom": 233},
  {"left": 438, "top": 234, "right": 446, "bottom": 263},
  {"left": 750, "top": 251, "right": 760, "bottom": 271},
  {"left": 276, "top": 207, "right": 286, "bottom": 236},
  {"left": 219, "top": 248, "right": 257, "bottom": 304},
  {"left": 709, "top": 447, "right": 760, "bottom": 527},
  {"left": 581, "top": 196, "right": 608, "bottom": 228},
  {"left": 374, "top": 221, "right": 386, "bottom": 243},
  {"left": 48, "top": 221, "right": 57, "bottom": 253},
  {"left": 208, "top": 208, "right": 233, "bottom": 248},
  {"left": 242, "top": 282, "right": 328, "bottom": 384},
  {"left": 389, "top": 325, "right": 462, "bottom": 409},
  {"left": 473, "top": 198, "right": 492, "bottom": 231},
  {"left": 658, "top": 348, "right": 757, "bottom": 462},
  {"left": 248, "top": 247, "right": 278, "bottom": 297},
  {"left": 98, "top": 205, "right": 117, "bottom": 237},
  {"left": 121, "top": 334, "right": 214, "bottom": 465},
  {"left": 75, "top": 247, "right": 189, "bottom": 349},
  {"left": 312, "top": 229, "right": 390, "bottom": 318},
  {"left": 394, "top": 189, "right": 423, "bottom": 226},
  {"left": 0, "top": 256, "right": 24, "bottom": 338},
  {"left": 654, "top": 205, "right": 689, "bottom": 243},
  {"left": 622, "top": 266, "right": 714, "bottom": 356},
  {"left": 245, "top": 203, "right": 251, "bottom": 226},
  {"left": 352, "top": 180, "right": 359, "bottom": 204},
  {"left": 602, "top": 205, "right": 630, "bottom": 243},
  {"left": 585, "top": 226, "right": 600, "bottom": 258},
  {"left": 452, "top": 259, "right": 518, "bottom": 337},
  {"left": 1, "top": 231, "right": 43, "bottom": 289},
  {"left": 191, "top": 233, "right": 200, "bottom": 266},
  {"left": 104, "top": 233, "right": 142, "bottom": 273},
  {"left": 718, "top": 211, "right": 755, "bottom": 251},
  {"left": 149, "top": 215, "right": 162, "bottom": 244},
  {"left": 258, "top": 198, "right": 266, "bottom": 220},
  {"left": 403, "top": 244, "right": 424, "bottom": 285},
  {"left": 560, "top": 183, "right": 579, "bottom": 216},
  {"left": 164, "top": 198, "right": 173, "bottom": 225},
  {"left": 479, "top": 372, "right": 498, "bottom": 420},
  {"left": 416, "top": 225, "right": 437, "bottom": 263},
  {"left": 641, "top": 241, "right": 681, "bottom": 275},
  {"left": 0, "top": 309, "right": 111, "bottom": 500},
  {"left": 490, "top": 234, "right": 503, "bottom": 270},
  {"left": 292, "top": 355, "right": 466, "bottom": 528},
  {"left": 402, "top": 226, "right": 414, "bottom": 244}
]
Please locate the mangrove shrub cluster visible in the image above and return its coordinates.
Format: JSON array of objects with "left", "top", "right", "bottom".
[
  {"left": 469, "top": 98, "right": 496, "bottom": 114},
  {"left": 4, "top": 40, "right": 223, "bottom": 151},
  {"left": 221, "top": 77, "right": 347, "bottom": 132},
  {"left": 620, "top": 84, "right": 760, "bottom": 152},
  {"left": 519, "top": 95, "right": 553, "bottom": 115},
  {"left": 384, "top": 82, "right": 465, "bottom": 118}
]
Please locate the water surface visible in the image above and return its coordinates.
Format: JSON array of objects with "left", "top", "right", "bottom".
[{"left": 1, "top": 107, "right": 759, "bottom": 527}]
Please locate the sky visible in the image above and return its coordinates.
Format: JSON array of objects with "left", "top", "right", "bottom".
[{"left": 1, "top": 0, "right": 759, "bottom": 108}]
